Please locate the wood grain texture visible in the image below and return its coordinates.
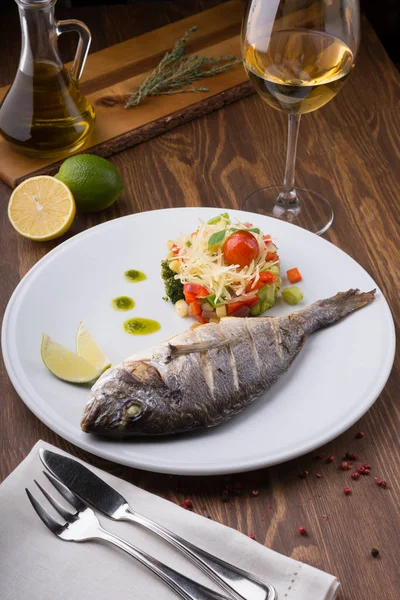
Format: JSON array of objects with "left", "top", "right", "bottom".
[
  {"left": 1, "top": 2, "right": 400, "bottom": 599},
  {"left": 0, "top": 1, "right": 252, "bottom": 188}
]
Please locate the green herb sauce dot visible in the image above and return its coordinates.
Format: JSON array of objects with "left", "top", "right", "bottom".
[
  {"left": 124, "top": 269, "right": 147, "bottom": 282},
  {"left": 112, "top": 296, "right": 135, "bottom": 311},
  {"left": 123, "top": 318, "right": 161, "bottom": 336}
]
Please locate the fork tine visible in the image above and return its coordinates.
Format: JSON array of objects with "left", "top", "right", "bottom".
[
  {"left": 34, "top": 479, "right": 76, "bottom": 521},
  {"left": 26, "top": 488, "right": 64, "bottom": 534},
  {"left": 43, "top": 471, "right": 86, "bottom": 511}
]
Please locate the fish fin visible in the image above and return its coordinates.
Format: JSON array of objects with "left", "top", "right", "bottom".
[{"left": 296, "top": 288, "right": 376, "bottom": 334}]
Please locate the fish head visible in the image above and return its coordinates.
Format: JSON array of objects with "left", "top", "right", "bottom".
[{"left": 80, "top": 363, "right": 166, "bottom": 437}]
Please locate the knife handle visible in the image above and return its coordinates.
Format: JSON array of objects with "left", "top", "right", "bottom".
[
  {"left": 97, "top": 526, "right": 230, "bottom": 600},
  {"left": 122, "top": 507, "right": 275, "bottom": 600}
]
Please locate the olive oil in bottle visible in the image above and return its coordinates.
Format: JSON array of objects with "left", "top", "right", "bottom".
[
  {"left": 0, "top": 59, "right": 95, "bottom": 156},
  {"left": 0, "top": 0, "right": 94, "bottom": 157}
]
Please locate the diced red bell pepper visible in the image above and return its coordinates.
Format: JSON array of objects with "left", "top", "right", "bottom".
[
  {"left": 287, "top": 267, "right": 302, "bottom": 283},
  {"left": 184, "top": 292, "right": 197, "bottom": 303},
  {"left": 260, "top": 272, "right": 277, "bottom": 283},
  {"left": 227, "top": 301, "right": 244, "bottom": 315},
  {"left": 245, "top": 272, "right": 277, "bottom": 292},
  {"left": 244, "top": 296, "right": 260, "bottom": 308},
  {"left": 184, "top": 283, "right": 209, "bottom": 298},
  {"left": 243, "top": 222, "right": 253, "bottom": 228},
  {"left": 195, "top": 314, "right": 207, "bottom": 324},
  {"left": 190, "top": 302, "right": 202, "bottom": 315},
  {"left": 266, "top": 252, "right": 277, "bottom": 262},
  {"left": 263, "top": 235, "right": 271, "bottom": 244},
  {"left": 227, "top": 296, "right": 259, "bottom": 314},
  {"left": 171, "top": 244, "right": 180, "bottom": 255}
]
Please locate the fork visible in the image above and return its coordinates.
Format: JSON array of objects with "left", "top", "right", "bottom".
[{"left": 26, "top": 472, "right": 231, "bottom": 600}]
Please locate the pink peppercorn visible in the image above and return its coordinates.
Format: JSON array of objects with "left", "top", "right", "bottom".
[
  {"left": 248, "top": 533, "right": 256, "bottom": 540},
  {"left": 299, "top": 526, "right": 307, "bottom": 535},
  {"left": 344, "top": 488, "right": 352, "bottom": 495},
  {"left": 358, "top": 465, "right": 366, "bottom": 474},
  {"left": 356, "top": 432, "right": 364, "bottom": 439},
  {"left": 326, "top": 456, "right": 335, "bottom": 463},
  {"left": 351, "top": 472, "right": 360, "bottom": 480}
]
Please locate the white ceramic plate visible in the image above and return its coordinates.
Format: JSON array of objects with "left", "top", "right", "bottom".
[{"left": 2, "top": 208, "right": 395, "bottom": 475}]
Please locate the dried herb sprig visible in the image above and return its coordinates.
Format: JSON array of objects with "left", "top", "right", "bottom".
[{"left": 125, "top": 26, "right": 241, "bottom": 108}]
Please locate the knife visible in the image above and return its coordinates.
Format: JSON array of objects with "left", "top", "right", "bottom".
[{"left": 40, "top": 449, "right": 275, "bottom": 600}]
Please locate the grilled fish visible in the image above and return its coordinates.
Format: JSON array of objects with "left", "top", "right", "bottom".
[{"left": 81, "top": 289, "right": 375, "bottom": 437}]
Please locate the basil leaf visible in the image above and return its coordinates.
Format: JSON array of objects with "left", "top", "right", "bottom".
[
  {"left": 229, "top": 227, "right": 260, "bottom": 234},
  {"left": 208, "top": 212, "right": 230, "bottom": 225},
  {"left": 207, "top": 215, "right": 222, "bottom": 225},
  {"left": 208, "top": 229, "right": 227, "bottom": 247}
]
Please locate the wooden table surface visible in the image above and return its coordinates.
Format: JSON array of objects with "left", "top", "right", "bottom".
[{"left": 1, "top": 2, "right": 399, "bottom": 599}]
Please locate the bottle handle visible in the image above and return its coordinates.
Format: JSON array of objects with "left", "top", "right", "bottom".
[{"left": 56, "top": 19, "right": 91, "bottom": 81}]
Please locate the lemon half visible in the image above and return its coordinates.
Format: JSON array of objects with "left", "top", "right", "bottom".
[
  {"left": 76, "top": 322, "right": 111, "bottom": 373},
  {"left": 8, "top": 175, "right": 75, "bottom": 241},
  {"left": 41, "top": 334, "right": 102, "bottom": 384}
]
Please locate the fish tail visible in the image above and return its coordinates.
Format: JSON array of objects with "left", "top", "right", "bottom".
[{"left": 299, "top": 289, "right": 376, "bottom": 334}]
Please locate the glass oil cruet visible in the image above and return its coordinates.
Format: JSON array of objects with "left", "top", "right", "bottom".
[{"left": 0, "top": 0, "right": 95, "bottom": 157}]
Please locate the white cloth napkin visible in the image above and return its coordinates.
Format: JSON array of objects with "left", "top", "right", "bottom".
[{"left": 0, "top": 441, "right": 339, "bottom": 600}]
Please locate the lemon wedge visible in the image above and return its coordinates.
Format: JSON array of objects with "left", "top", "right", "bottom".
[
  {"left": 8, "top": 175, "right": 75, "bottom": 241},
  {"left": 41, "top": 334, "right": 102, "bottom": 383},
  {"left": 76, "top": 322, "right": 111, "bottom": 373}
]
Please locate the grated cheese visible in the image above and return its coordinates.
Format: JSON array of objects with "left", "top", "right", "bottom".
[{"left": 169, "top": 216, "right": 279, "bottom": 303}]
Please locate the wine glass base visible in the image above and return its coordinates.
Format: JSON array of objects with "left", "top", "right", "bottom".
[{"left": 242, "top": 186, "right": 334, "bottom": 235}]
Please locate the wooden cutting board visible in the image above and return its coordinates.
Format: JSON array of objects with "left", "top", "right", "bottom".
[{"left": 0, "top": 0, "right": 252, "bottom": 188}]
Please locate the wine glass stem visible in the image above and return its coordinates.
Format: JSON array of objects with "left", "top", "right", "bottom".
[{"left": 274, "top": 113, "right": 301, "bottom": 217}]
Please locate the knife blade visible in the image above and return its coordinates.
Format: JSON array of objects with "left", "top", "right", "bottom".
[
  {"left": 40, "top": 448, "right": 275, "bottom": 600},
  {"left": 40, "top": 448, "right": 128, "bottom": 517}
]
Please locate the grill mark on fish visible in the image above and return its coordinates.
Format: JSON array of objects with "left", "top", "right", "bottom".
[
  {"left": 270, "top": 319, "right": 284, "bottom": 358},
  {"left": 227, "top": 345, "right": 239, "bottom": 392},
  {"left": 245, "top": 318, "right": 261, "bottom": 372},
  {"left": 200, "top": 351, "right": 215, "bottom": 395},
  {"left": 81, "top": 289, "right": 376, "bottom": 437}
]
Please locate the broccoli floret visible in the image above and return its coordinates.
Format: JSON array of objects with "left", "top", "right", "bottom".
[{"left": 161, "top": 259, "right": 184, "bottom": 304}]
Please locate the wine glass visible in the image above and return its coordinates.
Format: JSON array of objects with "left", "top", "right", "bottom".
[{"left": 242, "top": 0, "right": 360, "bottom": 234}]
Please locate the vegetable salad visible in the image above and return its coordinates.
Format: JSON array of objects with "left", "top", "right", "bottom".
[{"left": 161, "top": 213, "right": 282, "bottom": 324}]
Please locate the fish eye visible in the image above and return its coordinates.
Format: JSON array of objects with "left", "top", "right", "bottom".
[{"left": 125, "top": 401, "right": 144, "bottom": 421}]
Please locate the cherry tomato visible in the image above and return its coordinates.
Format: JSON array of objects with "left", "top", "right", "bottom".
[{"left": 223, "top": 230, "right": 259, "bottom": 268}]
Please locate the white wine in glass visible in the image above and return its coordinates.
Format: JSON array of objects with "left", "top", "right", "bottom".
[{"left": 242, "top": 0, "right": 360, "bottom": 234}]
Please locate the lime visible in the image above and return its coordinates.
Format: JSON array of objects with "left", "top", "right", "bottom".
[
  {"left": 8, "top": 176, "right": 75, "bottom": 241},
  {"left": 41, "top": 334, "right": 102, "bottom": 383},
  {"left": 75, "top": 322, "right": 111, "bottom": 372},
  {"left": 55, "top": 154, "right": 124, "bottom": 213}
]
